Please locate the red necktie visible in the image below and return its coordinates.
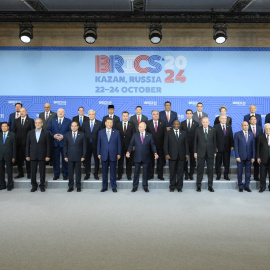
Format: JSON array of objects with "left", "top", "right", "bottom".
[
  {"left": 253, "top": 126, "right": 256, "bottom": 137},
  {"left": 199, "top": 113, "right": 202, "bottom": 122},
  {"left": 167, "top": 112, "right": 170, "bottom": 122},
  {"left": 155, "top": 121, "right": 157, "bottom": 132},
  {"left": 16, "top": 113, "right": 19, "bottom": 118},
  {"left": 138, "top": 115, "right": 140, "bottom": 124},
  {"left": 124, "top": 122, "right": 127, "bottom": 134}
]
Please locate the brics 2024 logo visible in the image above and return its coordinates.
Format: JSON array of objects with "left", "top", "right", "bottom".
[{"left": 95, "top": 55, "right": 187, "bottom": 83}]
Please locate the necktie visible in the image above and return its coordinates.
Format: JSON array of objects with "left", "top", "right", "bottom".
[
  {"left": 245, "top": 132, "right": 248, "bottom": 142},
  {"left": 45, "top": 112, "right": 48, "bottom": 121},
  {"left": 90, "top": 121, "right": 93, "bottom": 132},
  {"left": 16, "top": 113, "right": 19, "bottom": 119},
  {"left": 199, "top": 113, "right": 202, "bottom": 122},
  {"left": 73, "top": 133, "right": 76, "bottom": 143},
  {"left": 21, "top": 119, "right": 24, "bottom": 126},
  {"left": 154, "top": 121, "right": 157, "bottom": 132},
  {"left": 107, "top": 131, "right": 111, "bottom": 142},
  {"left": 167, "top": 112, "right": 170, "bottom": 122},
  {"left": 204, "top": 128, "right": 207, "bottom": 140},
  {"left": 110, "top": 115, "right": 113, "bottom": 119},
  {"left": 59, "top": 119, "right": 62, "bottom": 127},
  {"left": 253, "top": 126, "right": 256, "bottom": 137},
  {"left": 141, "top": 133, "right": 144, "bottom": 144},
  {"left": 80, "top": 117, "right": 83, "bottom": 127},
  {"left": 124, "top": 122, "right": 127, "bottom": 134},
  {"left": 223, "top": 125, "right": 226, "bottom": 136},
  {"left": 188, "top": 120, "right": 191, "bottom": 130},
  {"left": 3, "top": 133, "right": 6, "bottom": 144},
  {"left": 175, "top": 130, "right": 178, "bottom": 140},
  {"left": 138, "top": 115, "right": 140, "bottom": 124}
]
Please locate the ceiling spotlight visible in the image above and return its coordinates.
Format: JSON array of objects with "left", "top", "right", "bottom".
[
  {"left": 19, "top": 23, "right": 33, "bottom": 43},
  {"left": 213, "top": 23, "right": 228, "bottom": 44},
  {"left": 84, "top": 24, "right": 97, "bottom": 44},
  {"left": 149, "top": 24, "right": 162, "bottom": 44}
]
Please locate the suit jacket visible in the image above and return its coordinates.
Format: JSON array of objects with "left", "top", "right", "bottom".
[
  {"left": 159, "top": 110, "right": 178, "bottom": 128},
  {"left": 0, "top": 131, "right": 16, "bottom": 161},
  {"left": 194, "top": 126, "right": 216, "bottom": 158},
  {"left": 129, "top": 114, "right": 148, "bottom": 132},
  {"left": 265, "top": 113, "right": 270, "bottom": 124},
  {"left": 72, "top": 115, "right": 88, "bottom": 131},
  {"left": 248, "top": 124, "right": 263, "bottom": 139},
  {"left": 180, "top": 119, "right": 199, "bottom": 145},
  {"left": 146, "top": 119, "right": 166, "bottom": 150},
  {"left": 47, "top": 117, "right": 71, "bottom": 148},
  {"left": 256, "top": 133, "right": 270, "bottom": 163},
  {"left": 164, "top": 129, "right": 188, "bottom": 161},
  {"left": 26, "top": 129, "right": 50, "bottom": 160},
  {"left": 234, "top": 130, "right": 255, "bottom": 160},
  {"left": 214, "top": 116, "right": 232, "bottom": 126},
  {"left": 102, "top": 115, "right": 120, "bottom": 129},
  {"left": 8, "top": 112, "right": 19, "bottom": 131},
  {"left": 128, "top": 132, "right": 157, "bottom": 163},
  {"left": 192, "top": 111, "right": 208, "bottom": 126},
  {"left": 244, "top": 113, "right": 262, "bottom": 127},
  {"left": 39, "top": 111, "right": 57, "bottom": 130},
  {"left": 83, "top": 119, "right": 102, "bottom": 147},
  {"left": 64, "top": 131, "right": 87, "bottom": 162},
  {"left": 12, "top": 116, "right": 35, "bottom": 148},
  {"left": 97, "top": 128, "right": 121, "bottom": 162},
  {"left": 214, "top": 124, "right": 234, "bottom": 152},
  {"left": 116, "top": 121, "right": 135, "bottom": 150}
]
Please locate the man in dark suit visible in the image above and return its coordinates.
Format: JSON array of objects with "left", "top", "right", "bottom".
[
  {"left": 249, "top": 115, "right": 263, "bottom": 181},
  {"left": 72, "top": 106, "right": 88, "bottom": 132},
  {"left": 159, "top": 101, "right": 178, "bottom": 131},
  {"left": 214, "top": 115, "right": 234, "bottom": 180},
  {"left": 265, "top": 113, "right": 270, "bottom": 125},
  {"left": 192, "top": 102, "right": 208, "bottom": 127},
  {"left": 129, "top": 106, "right": 148, "bottom": 132},
  {"left": 83, "top": 109, "right": 102, "bottom": 180},
  {"left": 257, "top": 124, "right": 270, "bottom": 192},
  {"left": 39, "top": 103, "right": 57, "bottom": 130},
  {"left": 126, "top": 122, "right": 158, "bottom": 192},
  {"left": 146, "top": 110, "right": 166, "bottom": 180},
  {"left": 102, "top": 105, "right": 120, "bottom": 129},
  {"left": 164, "top": 120, "right": 188, "bottom": 192},
  {"left": 39, "top": 103, "right": 57, "bottom": 166},
  {"left": 8, "top": 102, "right": 22, "bottom": 131},
  {"left": 180, "top": 109, "right": 199, "bottom": 180},
  {"left": 12, "top": 107, "right": 35, "bottom": 179},
  {"left": 116, "top": 111, "right": 135, "bottom": 180},
  {"left": 234, "top": 121, "right": 255, "bottom": 192},
  {"left": 194, "top": 117, "right": 216, "bottom": 192},
  {"left": 97, "top": 118, "right": 121, "bottom": 192},
  {"left": 244, "top": 105, "right": 262, "bottom": 127},
  {"left": 64, "top": 121, "right": 87, "bottom": 192},
  {"left": 0, "top": 122, "right": 16, "bottom": 191},
  {"left": 214, "top": 106, "right": 232, "bottom": 126},
  {"left": 47, "top": 108, "right": 71, "bottom": 180},
  {"left": 26, "top": 118, "right": 50, "bottom": 192}
]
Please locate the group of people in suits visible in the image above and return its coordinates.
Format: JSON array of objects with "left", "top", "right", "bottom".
[{"left": 1, "top": 101, "right": 270, "bottom": 194}]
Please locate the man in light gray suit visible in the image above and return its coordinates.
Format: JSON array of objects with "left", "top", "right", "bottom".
[
  {"left": 129, "top": 106, "right": 148, "bottom": 132},
  {"left": 192, "top": 102, "right": 208, "bottom": 127}
]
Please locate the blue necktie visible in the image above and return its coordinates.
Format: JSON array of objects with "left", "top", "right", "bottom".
[
  {"left": 73, "top": 133, "right": 76, "bottom": 143},
  {"left": 3, "top": 133, "right": 6, "bottom": 144},
  {"left": 80, "top": 117, "right": 83, "bottom": 127},
  {"left": 90, "top": 121, "right": 93, "bottom": 132},
  {"left": 59, "top": 119, "right": 62, "bottom": 128}
]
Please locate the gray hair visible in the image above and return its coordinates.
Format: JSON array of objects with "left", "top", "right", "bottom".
[{"left": 88, "top": 109, "right": 96, "bottom": 115}]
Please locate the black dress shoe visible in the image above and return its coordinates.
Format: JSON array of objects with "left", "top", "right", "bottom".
[
  {"left": 208, "top": 187, "right": 215, "bottom": 192},
  {"left": 40, "top": 187, "right": 45, "bottom": 192},
  {"left": 177, "top": 188, "right": 182, "bottom": 192},
  {"left": 30, "top": 188, "right": 37, "bottom": 192},
  {"left": 143, "top": 187, "right": 149, "bottom": 192},
  {"left": 94, "top": 175, "right": 99, "bottom": 180},
  {"left": 239, "top": 188, "right": 243, "bottom": 192},
  {"left": 100, "top": 188, "right": 108, "bottom": 192},
  {"left": 67, "top": 188, "right": 74, "bottom": 192},
  {"left": 254, "top": 177, "right": 260, "bottom": 181},
  {"left": 189, "top": 175, "right": 194, "bottom": 180},
  {"left": 127, "top": 177, "right": 132, "bottom": 180},
  {"left": 159, "top": 177, "right": 165, "bottom": 180},
  {"left": 0, "top": 187, "right": 6, "bottom": 190},
  {"left": 27, "top": 175, "right": 31, "bottom": 179},
  {"left": 196, "top": 187, "right": 201, "bottom": 192},
  {"left": 84, "top": 175, "right": 90, "bottom": 180},
  {"left": 169, "top": 188, "right": 175, "bottom": 192},
  {"left": 216, "top": 176, "right": 221, "bottom": 180},
  {"left": 63, "top": 176, "right": 68, "bottom": 180},
  {"left": 259, "top": 188, "right": 265, "bottom": 193},
  {"left": 147, "top": 176, "right": 153, "bottom": 180},
  {"left": 15, "top": 174, "right": 24, "bottom": 179},
  {"left": 224, "top": 175, "right": 230, "bottom": 180},
  {"left": 131, "top": 188, "right": 137, "bottom": 192},
  {"left": 244, "top": 187, "right": 252, "bottom": 192},
  {"left": 77, "top": 188, "right": 81, "bottom": 192},
  {"left": 7, "top": 187, "right": 13, "bottom": 191},
  {"left": 184, "top": 175, "right": 189, "bottom": 180},
  {"left": 112, "top": 189, "right": 117, "bottom": 192},
  {"left": 117, "top": 176, "right": 122, "bottom": 180},
  {"left": 53, "top": 176, "right": 59, "bottom": 180}
]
